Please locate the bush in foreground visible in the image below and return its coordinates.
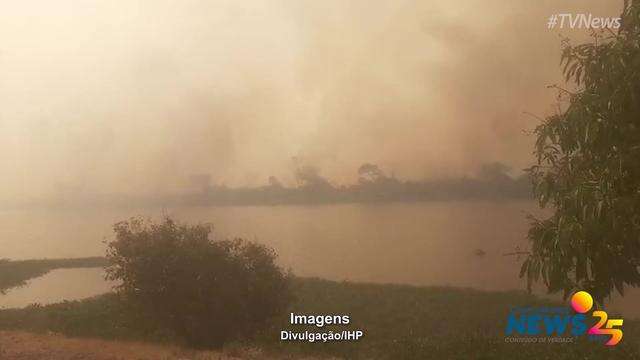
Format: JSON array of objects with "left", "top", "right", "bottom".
[
  {"left": 2, "top": 279, "right": 639, "bottom": 359},
  {"left": 105, "top": 216, "right": 291, "bottom": 348}
]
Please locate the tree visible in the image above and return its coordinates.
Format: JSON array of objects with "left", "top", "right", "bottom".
[
  {"left": 268, "top": 175, "right": 283, "bottom": 188},
  {"left": 522, "top": 1, "right": 640, "bottom": 303},
  {"left": 294, "top": 164, "right": 331, "bottom": 188},
  {"left": 478, "top": 162, "right": 512, "bottom": 182},
  {"left": 357, "top": 163, "right": 386, "bottom": 184},
  {"left": 105, "top": 217, "right": 291, "bottom": 348}
]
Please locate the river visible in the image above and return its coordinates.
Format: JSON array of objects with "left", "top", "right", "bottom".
[{"left": 1, "top": 201, "right": 638, "bottom": 318}]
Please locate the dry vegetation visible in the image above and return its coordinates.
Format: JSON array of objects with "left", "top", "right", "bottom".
[{"left": 0, "top": 331, "right": 332, "bottom": 360}]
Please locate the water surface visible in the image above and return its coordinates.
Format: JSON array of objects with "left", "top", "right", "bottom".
[
  {"left": 0, "top": 268, "right": 115, "bottom": 308},
  {"left": 0, "top": 202, "right": 637, "bottom": 317}
]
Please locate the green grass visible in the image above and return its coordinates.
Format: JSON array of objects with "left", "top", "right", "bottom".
[
  {"left": 0, "top": 257, "right": 107, "bottom": 294},
  {"left": 0, "top": 277, "right": 638, "bottom": 359}
]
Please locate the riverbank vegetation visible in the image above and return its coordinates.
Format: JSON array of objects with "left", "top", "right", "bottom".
[
  {"left": 522, "top": 0, "right": 640, "bottom": 303},
  {"left": 1, "top": 277, "right": 638, "bottom": 359},
  {"left": 104, "top": 217, "right": 291, "bottom": 348},
  {"left": 6, "top": 162, "right": 530, "bottom": 211}
]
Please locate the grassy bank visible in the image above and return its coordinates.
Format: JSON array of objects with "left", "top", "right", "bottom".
[
  {"left": 1, "top": 277, "right": 638, "bottom": 359},
  {"left": 0, "top": 330, "right": 295, "bottom": 360},
  {"left": 0, "top": 257, "right": 107, "bottom": 294}
]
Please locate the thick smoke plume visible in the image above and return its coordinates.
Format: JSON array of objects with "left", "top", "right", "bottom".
[{"left": 0, "top": 0, "right": 621, "bottom": 204}]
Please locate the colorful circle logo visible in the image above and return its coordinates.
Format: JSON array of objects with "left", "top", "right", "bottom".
[{"left": 571, "top": 291, "right": 594, "bottom": 313}]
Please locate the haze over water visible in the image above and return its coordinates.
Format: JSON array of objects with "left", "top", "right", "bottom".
[{"left": 1, "top": 202, "right": 638, "bottom": 318}]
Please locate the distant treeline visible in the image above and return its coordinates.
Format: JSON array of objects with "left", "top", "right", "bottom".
[
  {"left": 177, "top": 162, "right": 532, "bottom": 206},
  {"left": 13, "top": 162, "right": 532, "bottom": 210}
]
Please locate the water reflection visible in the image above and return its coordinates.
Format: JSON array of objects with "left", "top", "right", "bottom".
[{"left": 0, "top": 268, "right": 116, "bottom": 309}]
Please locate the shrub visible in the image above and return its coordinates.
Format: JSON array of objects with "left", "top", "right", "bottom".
[{"left": 105, "top": 216, "right": 291, "bottom": 348}]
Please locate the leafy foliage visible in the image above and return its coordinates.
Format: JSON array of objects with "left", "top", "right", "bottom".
[
  {"left": 522, "top": 1, "right": 640, "bottom": 302},
  {"left": 105, "top": 217, "right": 291, "bottom": 348}
]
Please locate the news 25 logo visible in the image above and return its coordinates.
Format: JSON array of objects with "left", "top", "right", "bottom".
[{"left": 505, "top": 291, "right": 623, "bottom": 346}]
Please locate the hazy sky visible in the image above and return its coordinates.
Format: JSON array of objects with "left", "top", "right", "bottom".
[{"left": 0, "top": 0, "right": 622, "bottom": 202}]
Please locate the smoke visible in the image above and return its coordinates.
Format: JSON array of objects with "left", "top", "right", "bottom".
[{"left": 0, "top": 0, "right": 622, "bottom": 203}]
